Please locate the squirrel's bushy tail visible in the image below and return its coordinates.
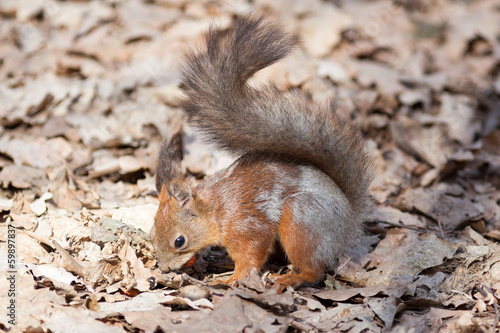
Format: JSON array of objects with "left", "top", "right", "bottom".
[{"left": 181, "top": 14, "right": 374, "bottom": 217}]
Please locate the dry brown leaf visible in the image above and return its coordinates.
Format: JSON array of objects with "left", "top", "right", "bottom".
[
  {"left": 437, "top": 94, "right": 480, "bottom": 145},
  {"left": 0, "top": 198, "right": 13, "bottom": 211},
  {"left": 371, "top": 205, "right": 427, "bottom": 229},
  {"left": 398, "top": 186, "right": 483, "bottom": 230},
  {"left": 118, "top": 243, "right": 157, "bottom": 292},
  {"left": 110, "top": 204, "right": 157, "bottom": 234},
  {"left": 315, "top": 285, "right": 390, "bottom": 302},
  {"left": 299, "top": 6, "right": 351, "bottom": 57},
  {"left": 29, "top": 192, "right": 53, "bottom": 216},
  {"left": 390, "top": 116, "right": 452, "bottom": 169},
  {"left": 0, "top": 165, "right": 48, "bottom": 189},
  {"left": 0, "top": 136, "right": 72, "bottom": 169},
  {"left": 366, "top": 296, "right": 398, "bottom": 329},
  {"left": 120, "top": 307, "right": 177, "bottom": 333},
  {"left": 355, "top": 61, "right": 405, "bottom": 96},
  {"left": 317, "top": 302, "right": 382, "bottom": 331},
  {"left": 344, "top": 230, "right": 457, "bottom": 287},
  {"left": 235, "top": 268, "right": 266, "bottom": 293}
]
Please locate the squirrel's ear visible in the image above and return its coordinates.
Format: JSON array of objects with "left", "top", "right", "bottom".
[
  {"left": 156, "top": 133, "right": 183, "bottom": 195},
  {"left": 157, "top": 180, "right": 192, "bottom": 207},
  {"left": 170, "top": 180, "right": 192, "bottom": 206},
  {"left": 158, "top": 184, "right": 171, "bottom": 203}
]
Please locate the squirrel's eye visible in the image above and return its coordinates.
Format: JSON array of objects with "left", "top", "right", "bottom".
[{"left": 174, "top": 236, "right": 185, "bottom": 249}]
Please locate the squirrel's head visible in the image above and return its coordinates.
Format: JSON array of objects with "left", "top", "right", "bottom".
[
  {"left": 151, "top": 135, "right": 214, "bottom": 272},
  {"left": 151, "top": 181, "right": 212, "bottom": 271}
]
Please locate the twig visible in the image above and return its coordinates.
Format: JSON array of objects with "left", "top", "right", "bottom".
[
  {"left": 371, "top": 219, "right": 429, "bottom": 233},
  {"left": 334, "top": 257, "right": 352, "bottom": 278},
  {"left": 290, "top": 319, "right": 317, "bottom": 332},
  {"left": 436, "top": 213, "right": 445, "bottom": 239}
]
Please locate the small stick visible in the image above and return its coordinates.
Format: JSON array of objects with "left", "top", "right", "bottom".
[
  {"left": 334, "top": 257, "right": 352, "bottom": 278},
  {"left": 371, "top": 219, "right": 428, "bottom": 233},
  {"left": 436, "top": 213, "right": 445, "bottom": 239},
  {"left": 290, "top": 319, "right": 317, "bottom": 332}
]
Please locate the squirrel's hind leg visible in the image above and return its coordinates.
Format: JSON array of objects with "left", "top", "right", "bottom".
[{"left": 274, "top": 204, "right": 325, "bottom": 291}]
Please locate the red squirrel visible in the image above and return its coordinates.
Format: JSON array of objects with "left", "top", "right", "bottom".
[{"left": 151, "top": 14, "right": 375, "bottom": 290}]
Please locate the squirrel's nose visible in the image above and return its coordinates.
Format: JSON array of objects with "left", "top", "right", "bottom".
[{"left": 158, "top": 261, "right": 171, "bottom": 272}]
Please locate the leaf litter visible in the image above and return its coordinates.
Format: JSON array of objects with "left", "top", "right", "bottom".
[{"left": 0, "top": 0, "right": 499, "bottom": 332}]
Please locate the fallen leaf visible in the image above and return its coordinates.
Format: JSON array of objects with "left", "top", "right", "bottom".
[{"left": 344, "top": 230, "right": 457, "bottom": 286}]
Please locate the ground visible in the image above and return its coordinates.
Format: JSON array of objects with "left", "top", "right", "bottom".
[{"left": 0, "top": 0, "right": 500, "bottom": 332}]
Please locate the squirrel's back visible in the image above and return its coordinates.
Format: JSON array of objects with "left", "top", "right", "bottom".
[{"left": 181, "top": 14, "right": 375, "bottom": 220}]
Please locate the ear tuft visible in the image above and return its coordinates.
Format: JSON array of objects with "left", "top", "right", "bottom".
[{"left": 156, "top": 133, "right": 183, "bottom": 194}]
